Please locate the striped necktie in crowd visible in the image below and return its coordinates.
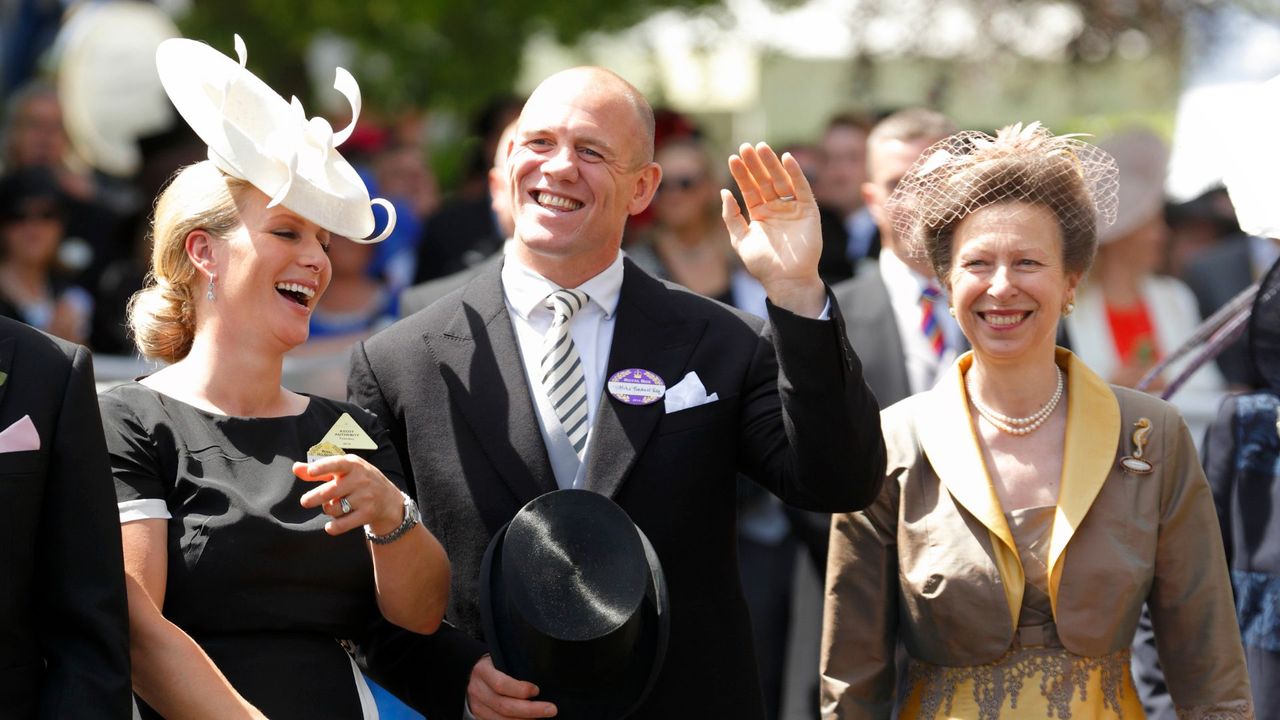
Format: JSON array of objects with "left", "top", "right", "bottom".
[{"left": 920, "top": 284, "right": 945, "bottom": 359}]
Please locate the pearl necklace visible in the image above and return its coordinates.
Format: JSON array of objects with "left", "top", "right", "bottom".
[{"left": 965, "top": 366, "right": 1064, "bottom": 436}]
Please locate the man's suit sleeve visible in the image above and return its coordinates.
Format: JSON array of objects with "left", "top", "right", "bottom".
[
  {"left": 37, "top": 345, "right": 131, "bottom": 718},
  {"left": 355, "top": 620, "right": 487, "bottom": 720},
  {"left": 347, "top": 340, "right": 488, "bottom": 718},
  {"left": 742, "top": 291, "right": 886, "bottom": 512},
  {"left": 349, "top": 340, "right": 417, "bottom": 495}
]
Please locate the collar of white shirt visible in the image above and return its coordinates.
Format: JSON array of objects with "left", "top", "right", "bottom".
[
  {"left": 501, "top": 249, "right": 625, "bottom": 320},
  {"left": 878, "top": 247, "right": 931, "bottom": 305},
  {"left": 879, "top": 250, "right": 960, "bottom": 346}
]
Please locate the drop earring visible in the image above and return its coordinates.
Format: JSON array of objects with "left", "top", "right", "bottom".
[
  {"left": 1063, "top": 302, "right": 1075, "bottom": 317},
  {"left": 948, "top": 306, "right": 956, "bottom": 317},
  {"left": 207, "top": 274, "right": 216, "bottom": 302}
]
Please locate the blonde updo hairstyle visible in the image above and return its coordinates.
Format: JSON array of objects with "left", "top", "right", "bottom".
[{"left": 128, "top": 161, "right": 251, "bottom": 362}]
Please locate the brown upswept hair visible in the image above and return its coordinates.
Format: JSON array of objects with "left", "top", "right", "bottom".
[
  {"left": 886, "top": 122, "right": 1119, "bottom": 284},
  {"left": 128, "top": 161, "right": 250, "bottom": 362}
]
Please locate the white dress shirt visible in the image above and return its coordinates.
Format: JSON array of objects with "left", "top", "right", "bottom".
[
  {"left": 878, "top": 250, "right": 962, "bottom": 395},
  {"left": 501, "top": 251, "right": 625, "bottom": 489}
]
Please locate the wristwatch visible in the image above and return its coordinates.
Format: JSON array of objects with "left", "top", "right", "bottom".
[{"left": 365, "top": 492, "right": 421, "bottom": 545}]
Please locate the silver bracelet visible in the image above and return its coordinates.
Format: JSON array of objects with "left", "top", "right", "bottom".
[{"left": 365, "top": 492, "right": 421, "bottom": 545}]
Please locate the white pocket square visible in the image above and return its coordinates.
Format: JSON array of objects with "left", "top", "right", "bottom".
[
  {"left": 0, "top": 415, "right": 40, "bottom": 454},
  {"left": 664, "top": 371, "right": 719, "bottom": 414}
]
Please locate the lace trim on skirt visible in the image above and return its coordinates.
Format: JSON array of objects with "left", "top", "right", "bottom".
[
  {"left": 1175, "top": 699, "right": 1255, "bottom": 720},
  {"left": 903, "top": 646, "right": 1130, "bottom": 720}
]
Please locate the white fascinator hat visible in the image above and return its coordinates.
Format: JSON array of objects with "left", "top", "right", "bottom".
[{"left": 155, "top": 34, "right": 395, "bottom": 243}]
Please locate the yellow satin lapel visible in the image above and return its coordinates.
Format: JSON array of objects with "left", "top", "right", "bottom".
[
  {"left": 919, "top": 352, "right": 1024, "bottom": 629},
  {"left": 1046, "top": 349, "right": 1121, "bottom": 616}
]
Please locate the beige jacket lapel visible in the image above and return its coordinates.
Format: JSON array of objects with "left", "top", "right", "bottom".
[
  {"left": 917, "top": 352, "right": 1025, "bottom": 630},
  {"left": 1047, "top": 348, "right": 1121, "bottom": 615},
  {"left": 917, "top": 349, "right": 1122, "bottom": 628}
]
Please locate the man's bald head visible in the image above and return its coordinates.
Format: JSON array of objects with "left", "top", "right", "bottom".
[
  {"left": 506, "top": 66, "right": 664, "bottom": 288},
  {"left": 523, "top": 67, "right": 656, "bottom": 166}
]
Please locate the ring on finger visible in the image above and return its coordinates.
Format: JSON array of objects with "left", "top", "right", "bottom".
[
  {"left": 340, "top": 497, "right": 353, "bottom": 515},
  {"left": 777, "top": 194, "right": 796, "bottom": 202}
]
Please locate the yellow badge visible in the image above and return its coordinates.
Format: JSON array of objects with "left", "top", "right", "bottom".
[
  {"left": 320, "top": 412, "right": 378, "bottom": 451},
  {"left": 306, "top": 440, "right": 344, "bottom": 463}
]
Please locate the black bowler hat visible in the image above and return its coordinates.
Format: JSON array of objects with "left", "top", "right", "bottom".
[{"left": 479, "top": 490, "right": 669, "bottom": 719}]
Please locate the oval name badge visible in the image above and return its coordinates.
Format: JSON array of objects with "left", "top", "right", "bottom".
[{"left": 607, "top": 368, "right": 666, "bottom": 406}]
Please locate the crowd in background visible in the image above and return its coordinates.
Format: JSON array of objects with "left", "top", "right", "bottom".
[
  {"left": 2, "top": 65, "right": 1278, "bottom": 720},
  {"left": 3, "top": 81, "right": 1271, "bottom": 398}
]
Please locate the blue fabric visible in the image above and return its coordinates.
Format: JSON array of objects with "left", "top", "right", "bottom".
[
  {"left": 1229, "top": 393, "right": 1280, "bottom": 654},
  {"left": 367, "top": 677, "right": 425, "bottom": 719},
  {"left": 1232, "top": 570, "right": 1280, "bottom": 652},
  {"left": 356, "top": 165, "right": 424, "bottom": 287},
  {"left": 1235, "top": 393, "right": 1280, "bottom": 479},
  {"left": 307, "top": 289, "right": 396, "bottom": 339}
]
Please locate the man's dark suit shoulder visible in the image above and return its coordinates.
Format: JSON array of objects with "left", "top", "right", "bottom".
[
  {"left": 383, "top": 258, "right": 766, "bottom": 351},
  {"left": 4, "top": 314, "right": 79, "bottom": 364},
  {"left": 400, "top": 252, "right": 505, "bottom": 319},
  {"left": 369, "top": 279, "right": 473, "bottom": 355},
  {"left": 0, "top": 315, "right": 132, "bottom": 719},
  {"left": 650, "top": 273, "right": 768, "bottom": 328}
]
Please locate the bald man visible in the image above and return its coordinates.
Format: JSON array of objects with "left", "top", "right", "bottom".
[{"left": 350, "top": 67, "right": 884, "bottom": 720}]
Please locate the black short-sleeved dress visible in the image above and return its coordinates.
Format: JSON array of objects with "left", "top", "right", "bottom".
[{"left": 99, "top": 382, "right": 405, "bottom": 719}]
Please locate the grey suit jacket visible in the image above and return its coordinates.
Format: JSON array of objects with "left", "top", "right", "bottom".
[
  {"left": 831, "top": 263, "right": 912, "bottom": 408},
  {"left": 399, "top": 251, "right": 504, "bottom": 318}
]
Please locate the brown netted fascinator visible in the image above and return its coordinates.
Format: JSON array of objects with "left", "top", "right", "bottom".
[{"left": 886, "top": 122, "right": 1120, "bottom": 259}]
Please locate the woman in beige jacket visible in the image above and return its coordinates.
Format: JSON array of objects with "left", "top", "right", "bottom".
[{"left": 820, "top": 123, "right": 1252, "bottom": 719}]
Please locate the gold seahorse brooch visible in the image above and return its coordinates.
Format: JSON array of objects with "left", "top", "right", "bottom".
[{"left": 1120, "top": 418, "right": 1155, "bottom": 475}]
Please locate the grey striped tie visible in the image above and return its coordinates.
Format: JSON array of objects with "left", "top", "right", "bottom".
[{"left": 541, "top": 288, "right": 590, "bottom": 456}]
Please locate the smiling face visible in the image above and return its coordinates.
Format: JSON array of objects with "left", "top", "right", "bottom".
[
  {"left": 202, "top": 187, "right": 333, "bottom": 351},
  {"left": 947, "top": 201, "right": 1079, "bottom": 367},
  {"left": 508, "top": 68, "right": 661, "bottom": 285}
]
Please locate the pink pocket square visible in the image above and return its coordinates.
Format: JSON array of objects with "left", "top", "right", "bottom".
[{"left": 0, "top": 415, "right": 40, "bottom": 453}]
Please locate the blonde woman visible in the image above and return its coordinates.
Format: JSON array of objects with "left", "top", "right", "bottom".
[{"left": 99, "top": 37, "right": 448, "bottom": 719}]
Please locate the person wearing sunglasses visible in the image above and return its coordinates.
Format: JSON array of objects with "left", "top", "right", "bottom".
[{"left": 0, "top": 166, "right": 94, "bottom": 344}]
